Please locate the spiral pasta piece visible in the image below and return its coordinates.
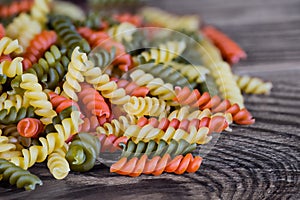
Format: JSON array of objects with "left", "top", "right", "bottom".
[
  {"left": 234, "top": 75, "right": 273, "bottom": 95},
  {"left": 110, "top": 153, "right": 202, "bottom": 177},
  {"left": 120, "top": 139, "right": 196, "bottom": 159},
  {"left": 167, "top": 61, "right": 210, "bottom": 84},
  {"left": 0, "top": 158, "right": 42, "bottom": 190},
  {"left": 22, "top": 45, "right": 69, "bottom": 89},
  {"left": 0, "top": 106, "right": 35, "bottom": 125},
  {"left": 48, "top": 91, "right": 80, "bottom": 113},
  {"left": 47, "top": 144, "right": 70, "bottom": 180},
  {"left": 0, "top": 0, "right": 34, "bottom": 18},
  {"left": 88, "top": 47, "right": 115, "bottom": 70},
  {"left": 66, "top": 132, "right": 100, "bottom": 172},
  {"left": 79, "top": 116, "right": 100, "bottom": 132},
  {"left": 0, "top": 57, "right": 23, "bottom": 78},
  {"left": 198, "top": 38, "right": 244, "bottom": 107},
  {"left": 108, "top": 22, "right": 136, "bottom": 43},
  {"left": 17, "top": 118, "right": 44, "bottom": 138},
  {"left": 138, "top": 115, "right": 230, "bottom": 134},
  {"left": 0, "top": 135, "right": 17, "bottom": 156},
  {"left": 30, "top": 0, "right": 51, "bottom": 25},
  {"left": 22, "top": 30, "right": 58, "bottom": 70},
  {"left": 129, "top": 69, "right": 176, "bottom": 101},
  {"left": 20, "top": 73, "right": 57, "bottom": 125},
  {"left": 51, "top": 16, "right": 90, "bottom": 56},
  {"left": 123, "top": 96, "right": 170, "bottom": 117},
  {"left": 116, "top": 79, "right": 149, "bottom": 97},
  {"left": 139, "top": 41, "right": 186, "bottom": 64},
  {"left": 0, "top": 37, "right": 23, "bottom": 55},
  {"left": 174, "top": 87, "right": 254, "bottom": 125},
  {"left": 63, "top": 47, "right": 90, "bottom": 101},
  {"left": 6, "top": 13, "right": 42, "bottom": 49},
  {"left": 141, "top": 7, "right": 200, "bottom": 32},
  {"left": 123, "top": 124, "right": 210, "bottom": 144},
  {"left": 10, "top": 110, "right": 81, "bottom": 169},
  {"left": 78, "top": 83, "right": 110, "bottom": 119},
  {"left": 96, "top": 115, "right": 138, "bottom": 137},
  {"left": 0, "top": 92, "right": 28, "bottom": 111},
  {"left": 135, "top": 62, "right": 193, "bottom": 89}
]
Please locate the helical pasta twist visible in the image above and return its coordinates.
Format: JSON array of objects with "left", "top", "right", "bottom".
[
  {"left": 110, "top": 153, "right": 202, "bottom": 177},
  {"left": 48, "top": 91, "right": 80, "bottom": 114},
  {"left": 123, "top": 124, "right": 210, "bottom": 144},
  {"left": 0, "top": 106, "right": 35, "bottom": 125},
  {"left": 20, "top": 73, "right": 57, "bottom": 125},
  {"left": 198, "top": 38, "right": 244, "bottom": 107},
  {"left": 0, "top": 92, "right": 28, "bottom": 111},
  {"left": 47, "top": 144, "right": 70, "bottom": 180},
  {"left": 138, "top": 40, "right": 186, "bottom": 64},
  {"left": 63, "top": 47, "right": 90, "bottom": 101},
  {"left": 0, "top": 0, "right": 34, "bottom": 18},
  {"left": 6, "top": 13, "right": 42, "bottom": 49},
  {"left": 79, "top": 116, "right": 100, "bottom": 132},
  {"left": 83, "top": 60, "right": 130, "bottom": 105},
  {"left": 174, "top": 86, "right": 254, "bottom": 125},
  {"left": 96, "top": 114, "right": 138, "bottom": 137},
  {"left": 0, "top": 158, "right": 42, "bottom": 191},
  {"left": 88, "top": 47, "right": 115, "bottom": 70},
  {"left": 135, "top": 62, "right": 193, "bottom": 89},
  {"left": 234, "top": 75, "right": 273, "bottom": 95},
  {"left": 66, "top": 132, "right": 100, "bottom": 172},
  {"left": 51, "top": 16, "right": 90, "bottom": 56},
  {"left": 0, "top": 37, "right": 23, "bottom": 55},
  {"left": 120, "top": 139, "right": 196, "bottom": 159},
  {"left": 129, "top": 69, "right": 176, "bottom": 101},
  {"left": 17, "top": 118, "right": 44, "bottom": 138},
  {"left": 0, "top": 134, "right": 18, "bottom": 157},
  {"left": 116, "top": 79, "right": 149, "bottom": 97},
  {"left": 108, "top": 22, "right": 136, "bottom": 43},
  {"left": 10, "top": 110, "right": 81, "bottom": 169},
  {"left": 22, "top": 31, "right": 58, "bottom": 70},
  {"left": 123, "top": 96, "right": 170, "bottom": 117},
  {"left": 0, "top": 57, "right": 23, "bottom": 78},
  {"left": 141, "top": 7, "right": 200, "bottom": 32},
  {"left": 78, "top": 83, "right": 110, "bottom": 119},
  {"left": 137, "top": 115, "right": 230, "bottom": 134},
  {"left": 30, "top": 0, "right": 52, "bottom": 26}
]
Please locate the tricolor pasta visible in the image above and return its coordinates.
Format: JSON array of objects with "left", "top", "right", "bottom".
[{"left": 0, "top": 0, "right": 267, "bottom": 190}]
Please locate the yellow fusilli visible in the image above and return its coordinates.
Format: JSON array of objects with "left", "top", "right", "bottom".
[
  {"left": 20, "top": 73, "right": 57, "bottom": 125},
  {"left": 47, "top": 144, "right": 70, "bottom": 180},
  {"left": 123, "top": 96, "right": 170, "bottom": 117},
  {"left": 0, "top": 37, "right": 23, "bottom": 55},
  {"left": 234, "top": 75, "right": 273, "bottom": 95},
  {"left": 108, "top": 22, "right": 136, "bottom": 43},
  {"left": 0, "top": 57, "right": 23, "bottom": 78}
]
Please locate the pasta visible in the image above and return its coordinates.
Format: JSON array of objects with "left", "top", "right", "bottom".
[
  {"left": 0, "top": 37, "right": 23, "bottom": 55},
  {"left": 0, "top": 158, "right": 42, "bottom": 190},
  {"left": 78, "top": 83, "right": 110, "bottom": 119},
  {"left": 63, "top": 47, "right": 90, "bottom": 101},
  {"left": 66, "top": 132, "right": 100, "bottom": 172},
  {"left": 108, "top": 22, "right": 136, "bottom": 43},
  {"left": 96, "top": 114, "right": 138, "bottom": 137},
  {"left": 123, "top": 96, "right": 170, "bottom": 117},
  {"left": 234, "top": 75, "right": 273, "bottom": 95},
  {"left": 22, "top": 30, "right": 58, "bottom": 70},
  {"left": 129, "top": 69, "right": 176, "bottom": 100},
  {"left": 141, "top": 7, "right": 200, "bottom": 32},
  {"left": 17, "top": 118, "right": 44, "bottom": 138},
  {"left": 138, "top": 40, "right": 186, "bottom": 64},
  {"left": 20, "top": 73, "right": 57, "bottom": 125},
  {"left": 0, "top": 0, "right": 267, "bottom": 185},
  {"left": 110, "top": 153, "right": 202, "bottom": 177},
  {"left": 120, "top": 139, "right": 196, "bottom": 158},
  {"left": 123, "top": 124, "right": 210, "bottom": 144},
  {"left": 47, "top": 144, "right": 70, "bottom": 180}
]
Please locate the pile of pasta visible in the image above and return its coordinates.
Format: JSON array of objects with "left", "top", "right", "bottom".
[{"left": 0, "top": 0, "right": 273, "bottom": 191}]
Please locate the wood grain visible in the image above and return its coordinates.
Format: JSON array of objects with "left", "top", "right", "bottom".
[{"left": 1, "top": 0, "right": 300, "bottom": 199}]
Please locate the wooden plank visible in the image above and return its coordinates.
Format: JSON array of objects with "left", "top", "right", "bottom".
[{"left": 1, "top": 0, "right": 300, "bottom": 199}]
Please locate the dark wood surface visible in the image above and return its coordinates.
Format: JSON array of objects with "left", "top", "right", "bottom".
[{"left": 1, "top": 0, "right": 300, "bottom": 199}]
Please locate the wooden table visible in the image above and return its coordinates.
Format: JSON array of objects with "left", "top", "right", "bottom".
[{"left": 1, "top": 0, "right": 300, "bottom": 199}]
